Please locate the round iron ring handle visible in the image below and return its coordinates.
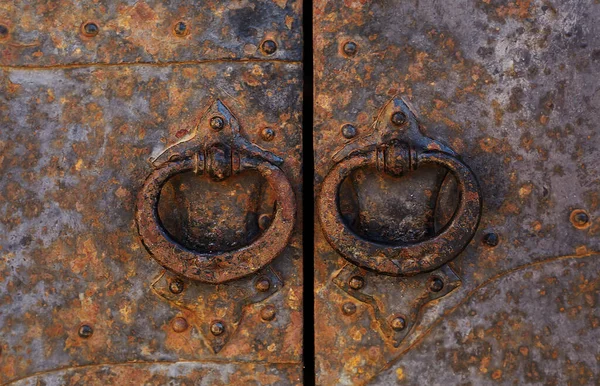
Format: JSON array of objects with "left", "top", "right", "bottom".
[
  {"left": 136, "top": 155, "right": 296, "bottom": 284},
  {"left": 318, "top": 148, "right": 481, "bottom": 276}
]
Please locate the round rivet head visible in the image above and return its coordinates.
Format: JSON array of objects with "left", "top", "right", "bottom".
[
  {"left": 260, "top": 305, "right": 277, "bottom": 321},
  {"left": 255, "top": 277, "right": 271, "bottom": 292},
  {"left": 210, "top": 321, "right": 225, "bottom": 336},
  {"left": 429, "top": 277, "right": 444, "bottom": 292},
  {"left": 81, "top": 22, "right": 99, "bottom": 37},
  {"left": 390, "top": 316, "right": 406, "bottom": 331},
  {"left": 391, "top": 111, "right": 407, "bottom": 126},
  {"left": 343, "top": 41, "right": 358, "bottom": 56},
  {"left": 348, "top": 276, "right": 364, "bottom": 290},
  {"left": 0, "top": 25, "right": 9, "bottom": 40},
  {"left": 169, "top": 279, "right": 184, "bottom": 294},
  {"left": 261, "top": 127, "right": 275, "bottom": 141},
  {"left": 78, "top": 324, "right": 93, "bottom": 338},
  {"left": 483, "top": 232, "right": 499, "bottom": 247},
  {"left": 341, "top": 302, "right": 357, "bottom": 315},
  {"left": 173, "top": 21, "right": 188, "bottom": 36},
  {"left": 172, "top": 317, "right": 188, "bottom": 333},
  {"left": 210, "top": 116, "right": 225, "bottom": 131},
  {"left": 574, "top": 212, "right": 590, "bottom": 225},
  {"left": 570, "top": 209, "right": 591, "bottom": 229},
  {"left": 261, "top": 39, "right": 277, "bottom": 55},
  {"left": 341, "top": 124, "right": 357, "bottom": 139},
  {"left": 258, "top": 214, "right": 272, "bottom": 230}
]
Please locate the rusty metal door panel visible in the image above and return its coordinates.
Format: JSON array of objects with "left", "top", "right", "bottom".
[
  {"left": 0, "top": 1, "right": 303, "bottom": 384},
  {"left": 314, "top": 0, "right": 600, "bottom": 384}
]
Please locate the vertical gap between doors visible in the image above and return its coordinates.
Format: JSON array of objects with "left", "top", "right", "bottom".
[{"left": 301, "top": 0, "right": 316, "bottom": 384}]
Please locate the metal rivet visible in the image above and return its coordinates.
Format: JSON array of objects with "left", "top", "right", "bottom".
[
  {"left": 258, "top": 214, "right": 272, "bottom": 230},
  {"left": 390, "top": 316, "right": 406, "bottom": 331},
  {"left": 348, "top": 276, "right": 364, "bottom": 290},
  {"left": 173, "top": 21, "right": 188, "bottom": 36},
  {"left": 0, "top": 25, "right": 9, "bottom": 40},
  {"left": 169, "top": 279, "right": 184, "bottom": 294},
  {"left": 210, "top": 116, "right": 225, "bottom": 131},
  {"left": 260, "top": 305, "right": 277, "bottom": 321},
  {"left": 261, "top": 39, "right": 277, "bottom": 55},
  {"left": 341, "top": 124, "right": 357, "bottom": 139},
  {"left": 391, "top": 111, "right": 407, "bottom": 126},
  {"left": 81, "top": 22, "right": 99, "bottom": 37},
  {"left": 210, "top": 321, "right": 225, "bottom": 336},
  {"left": 255, "top": 277, "right": 271, "bottom": 292},
  {"left": 261, "top": 127, "right": 276, "bottom": 141},
  {"left": 343, "top": 41, "right": 358, "bottom": 56},
  {"left": 574, "top": 212, "right": 590, "bottom": 225},
  {"left": 78, "top": 324, "right": 93, "bottom": 338},
  {"left": 429, "top": 277, "right": 444, "bottom": 292},
  {"left": 483, "top": 232, "right": 499, "bottom": 247},
  {"left": 341, "top": 302, "right": 357, "bottom": 315},
  {"left": 570, "top": 209, "right": 591, "bottom": 229},
  {"left": 172, "top": 317, "right": 188, "bottom": 333}
]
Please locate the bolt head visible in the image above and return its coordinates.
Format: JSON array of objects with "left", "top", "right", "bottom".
[
  {"left": 174, "top": 21, "right": 188, "bottom": 36},
  {"left": 348, "top": 276, "right": 365, "bottom": 290},
  {"left": 0, "top": 25, "right": 8, "bottom": 40},
  {"left": 390, "top": 316, "right": 407, "bottom": 331},
  {"left": 261, "top": 127, "right": 276, "bottom": 141},
  {"left": 391, "top": 111, "right": 407, "bottom": 126},
  {"left": 210, "top": 116, "right": 225, "bottom": 131},
  {"left": 172, "top": 317, "right": 188, "bottom": 333},
  {"left": 260, "top": 305, "right": 277, "bottom": 321},
  {"left": 82, "top": 22, "right": 99, "bottom": 37},
  {"left": 78, "top": 324, "right": 93, "bottom": 338},
  {"left": 574, "top": 212, "right": 590, "bottom": 225},
  {"left": 570, "top": 209, "right": 591, "bottom": 229},
  {"left": 258, "top": 214, "right": 272, "bottom": 230},
  {"left": 343, "top": 41, "right": 358, "bottom": 56},
  {"left": 255, "top": 277, "right": 271, "bottom": 292},
  {"left": 169, "top": 279, "right": 184, "bottom": 294},
  {"left": 261, "top": 39, "right": 277, "bottom": 55},
  {"left": 429, "top": 277, "right": 444, "bottom": 293},
  {"left": 483, "top": 232, "right": 499, "bottom": 247},
  {"left": 341, "top": 302, "right": 357, "bottom": 315},
  {"left": 210, "top": 321, "right": 225, "bottom": 336},
  {"left": 341, "top": 124, "right": 357, "bottom": 139}
]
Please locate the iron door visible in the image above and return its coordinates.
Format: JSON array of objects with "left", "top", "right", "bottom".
[
  {"left": 314, "top": 0, "right": 600, "bottom": 384},
  {"left": 0, "top": 1, "right": 304, "bottom": 384}
]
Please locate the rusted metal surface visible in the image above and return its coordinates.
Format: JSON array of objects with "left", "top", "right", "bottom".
[
  {"left": 332, "top": 263, "right": 462, "bottom": 347},
  {"left": 136, "top": 100, "right": 296, "bottom": 283},
  {"left": 318, "top": 98, "right": 482, "bottom": 276},
  {"left": 0, "top": 1, "right": 303, "bottom": 383},
  {"left": 9, "top": 362, "right": 302, "bottom": 385},
  {"left": 0, "top": 0, "right": 302, "bottom": 66},
  {"left": 314, "top": 0, "right": 600, "bottom": 384},
  {"left": 371, "top": 253, "right": 600, "bottom": 385},
  {"left": 151, "top": 267, "right": 285, "bottom": 354}
]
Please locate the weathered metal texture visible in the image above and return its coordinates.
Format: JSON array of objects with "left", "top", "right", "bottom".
[
  {"left": 318, "top": 98, "right": 482, "bottom": 276},
  {"left": 136, "top": 100, "right": 297, "bottom": 284},
  {"left": 314, "top": 0, "right": 600, "bottom": 384},
  {"left": 9, "top": 362, "right": 301, "bottom": 385},
  {"left": 0, "top": 1, "right": 303, "bottom": 383},
  {"left": 151, "top": 267, "right": 285, "bottom": 354},
  {"left": 0, "top": 0, "right": 302, "bottom": 66},
  {"left": 332, "top": 263, "right": 462, "bottom": 348}
]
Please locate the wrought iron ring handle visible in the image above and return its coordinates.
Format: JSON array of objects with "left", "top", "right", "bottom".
[
  {"left": 318, "top": 144, "right": 481, "bottom": 276},
  {"left": 136, "top": 153, "right": 296, "bottom": 284}
]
